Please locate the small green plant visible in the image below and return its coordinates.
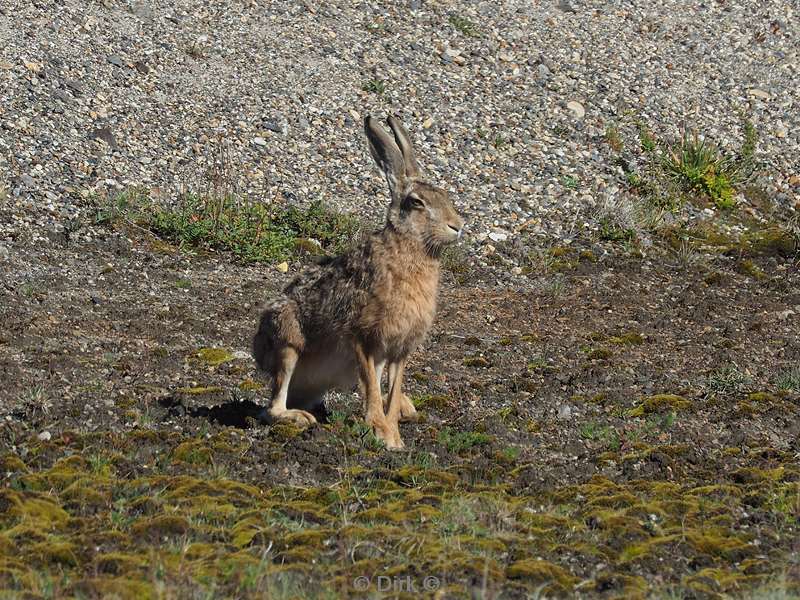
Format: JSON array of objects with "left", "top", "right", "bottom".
[
  {"left": 492, "top": 134, "right": 507, "bottom": 150},
  {"left": 348, "top": 421, "right": 385, "bottom": 451},
  {"left": 562, "top": 175, "right": 579, "bottom": 190},
  {"left": 362, "top": 79, "right": 386, "bottom": 95},
  {"left": 449, "top": 15, "right": 480, "bottom": 36},
  {"left": 637, "top": 122, "right": 657, "bottom": 152},
  {"left": 581, "top": 421, "right": 621, "bottom": 450},
  {"left": 500, "top": 446, "right": 521, "bottom": 462},
  {"left": 776, "top": 367, "right": 800, "bottom": 391},
  {"left": 598, "top": 217, "right": 635, "bottom": 243},
  {"left": 664, "top": 131, "right": 736, "bottom": 210},
  {"left": 605, "top": 124, "right": 623, "bottom": 152},
  {"left": 707, "top": 363, "right": 751, "bottom": 394},
  {"left": 438, "top": 427, "right": 491, "bottom": 453}
]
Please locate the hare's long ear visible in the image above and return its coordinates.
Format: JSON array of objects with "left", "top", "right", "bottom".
[
  {"left": 386, "top": 115, "right": 421, "bottom": 178},
  {"left": 364, "top": 115, "right": 406, "bottom": 200}
]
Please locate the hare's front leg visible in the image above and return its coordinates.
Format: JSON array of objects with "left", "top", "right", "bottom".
[
  {"left": 263, "top": 347, "right": 316, "bottom": 426},
  {"left": 354, "top": 342, "right": 403, "bottom": 449},
  {"left": 385, "top": 360, "right": 418, "bottom": 423}
]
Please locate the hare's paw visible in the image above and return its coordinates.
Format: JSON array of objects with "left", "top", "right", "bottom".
[
  {"left": 385, "top": 393, "right": 418, "bottom": 423},
  {"left": 367, "top": 415, "right": 405, "bottom": 450},
  {"left": 398, "top": 394, "right": 418, "bottom": 422},
  {"left": 259, "top": 407, "right": 317, "bottom": 427}
]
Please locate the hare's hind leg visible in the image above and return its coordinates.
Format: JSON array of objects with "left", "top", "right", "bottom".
[
  {"left": 354, "top": 342, "right": 403, "bottom": 450},
  {"left": 384, "top": 360, "right": 418, "bottom": 423},
  {"left": 265, "top": 347, "right": 316, "bottom": 426},
  {"left": 252, "top": 304, "right": 316, "bottom": 427}
]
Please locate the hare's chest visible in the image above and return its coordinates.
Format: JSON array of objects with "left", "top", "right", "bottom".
[{"left": 362, "top": 267, "right": 439, "bottom": 358}]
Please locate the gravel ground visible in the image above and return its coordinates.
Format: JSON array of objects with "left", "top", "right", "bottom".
[{"left": 1, "top": 0, "right": 798, "bottom": 250}]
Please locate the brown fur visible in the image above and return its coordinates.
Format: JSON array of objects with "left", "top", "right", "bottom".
[{"left": 251, "top": 115, "right": 464, "bottom": 449}]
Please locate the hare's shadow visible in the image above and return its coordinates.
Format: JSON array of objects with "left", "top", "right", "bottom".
[{"left": 159, "top": 394, "right": 329, "bottom": 428}]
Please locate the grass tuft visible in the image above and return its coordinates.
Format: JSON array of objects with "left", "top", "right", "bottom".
[
  {"left": 664, "top": 131, "right": 736, "bottom": 210},
  {"left": 97, "top": 189, "right": 363, "bottom": 264},
  {"left": 361, "top": 79, "right": 386, "bottom": 95}
]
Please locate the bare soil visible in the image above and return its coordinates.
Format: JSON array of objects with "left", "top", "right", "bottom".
[{"left": 0, "top": 221, "right": 798, "bottom": 598}]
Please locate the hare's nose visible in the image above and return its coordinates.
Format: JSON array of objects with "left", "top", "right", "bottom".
[{"left": 447, "top": 223, "right": 462, "bottom": 235}]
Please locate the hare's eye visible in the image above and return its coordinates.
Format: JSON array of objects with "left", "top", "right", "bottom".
[{"left": 407, "top": 195, "right": 425, "bottom": 209}]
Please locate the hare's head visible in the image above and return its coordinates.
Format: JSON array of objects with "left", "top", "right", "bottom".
[{"left": 365, "top": 115, "right": 464, "bottom": 257}]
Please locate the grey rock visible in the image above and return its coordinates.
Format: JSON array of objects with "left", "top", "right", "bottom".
[
  {"left": 537, "top": 64, "right": 551, "bottom": 79},
  {"left": 89, "top": 126, "right": 118, "bottom": 149},
  {"left": 263, "top": 120, "right": 285, "bottom": 134},
  {"left": 107, "top": 54, "right": 126, "bottom": 68}
]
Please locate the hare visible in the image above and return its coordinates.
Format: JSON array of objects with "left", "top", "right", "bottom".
[{"left": 252, "top": 115, "right": 464, "bottom": 449}]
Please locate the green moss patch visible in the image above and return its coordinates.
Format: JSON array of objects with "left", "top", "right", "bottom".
[
  {"left": 194, "top": 347, "right": 235, "bottom": 366},
  {"left": 627, "top": 394, "right": 690, "bottom": 416}
]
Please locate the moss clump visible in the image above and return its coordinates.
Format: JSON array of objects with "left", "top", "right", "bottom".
[
  {"left": 94, "top": 552, "right": 147, "bottom": 575},
  {"left": 172, "top": 440, "right": 213, "bottom": 465},
  {"left": 747, "top": 227, "right": 797, "bottom": 258},
  {"left": 683, "top": 568, "right": 762, "bottom": 596},
  {"left": 686, "top": 531, "right": 753, "bottom": 560},
  {"left": 270, "top": 422, "right": 305, "bottom": 440},
  {"left": 194, "top": 347, "right": 235, "bottom": 366},
  {"left": 506, "top": 559, "right": 578, "bottom": 592},
  {"left": 0, "top": 454, "right": 29, "bottom": 474},
  {"left": 412, "top": 394, "right": 451, "bottom": 411},
  {"left": 71, "top": 577, "right": 156, "bottom": 600},
  {"left": 130, "top": 514, "right": 191, "bottom": 540},
  {"left": 1, "top": 490, "right": 70, "bottom": 532},
  {"left": 618, "top": 535, "right": 680, "bottom": 564},
  {"left": 231, "top": 516, "right": 267, "bottom": 548},
  {"left": 737, "top": 259, "right": 766, "bottom": 280},
  {"left": 748, "top": 392, "right": 778, "bottom": 404},
  {"left": 608, "top": 332, "right": 644, "bottom": 345},
  {"left": 61, "top": 478, "right": 111, "bottom": 512},
  {"left": 627, "top": 394, "right": 690, "bottom": 417},
  {"left": 28, "top": 540, "right": 78, "bottom": 566},
  {"left": 176, "top": 386, "right": 224, "bottom": 395},
  {"left": 585, "top": 347, "right": 613, "bottom": 360},
  {"left": 463, "top": 356, "right": 491, "bottom": 368},
  {"left": 238, "top": 379, "right": 264, "bottom": 391},
  {"left": 731, "top": 466, "right": 784, "bottom": 484}
]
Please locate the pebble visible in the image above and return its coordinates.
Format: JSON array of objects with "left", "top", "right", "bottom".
[
  {"left": 106, "top": 54, "right": 126, "bottom": 67},
  {"left": 566, "top": 101, "right": 586, "bottom": 119},
  {"left": 38, "top": 430, "right": 52, "bottom": 441},
  {"left": 0, "top": 0, "right": 795, "bottom": 276},
  {"left": 747, "top": 88, "right": 769, "bottom": 100},
  {"left": 557, "top": 404, "right": 573, "bottom": 421}
]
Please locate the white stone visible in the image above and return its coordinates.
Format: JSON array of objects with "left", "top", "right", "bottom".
[{"left": 566, "top": 101, "right": 585, "bottom": 119}]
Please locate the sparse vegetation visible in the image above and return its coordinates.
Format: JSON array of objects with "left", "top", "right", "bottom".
[
  {"left": 97, "top": 188, "right": 363, "bottom": 264},
  {"left": 707, "top": 363, "right": 751, "bottom": 394},
  {"left": 776, "top": 367, "right": 800, "bottom": 391},
  {"left": 437, "top": 427, "right": 492, "bottom": 453},
  {"left": 664, "top": 131, "right": 736, "bottom": 210},
  {"left": 361, "top": 78, "right": 386, "bottom": 95},
  {"left": 449, "top": 15, "right": 480, "bottom": 37}
]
